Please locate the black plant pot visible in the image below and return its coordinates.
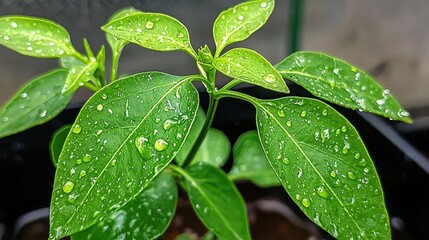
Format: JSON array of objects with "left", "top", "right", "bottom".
[{"left": 1, "top": 84, "right": 428, "bottom": 240}]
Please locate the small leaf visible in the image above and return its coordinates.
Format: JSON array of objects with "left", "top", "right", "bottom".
[
  {"left": 0, "top": 69, "right": 73, "bottom": 138},
  {"left": 275, "top": 51, "right": 412, "bottom": 123},
  {"left": 60, "top": 56, "right": 85, "bottom": 69},
  {"left": 50, "top": 125, "right": 72, "bottom": 167},
  {"left": 213, "top": 48, "right": 288, "bottom": 93},
  {"left": 105, "top": 7, "right": 140, "bottom": 55},
  {"left": 175, "top": 107, "right": 206, "bottom": 166},
  {"left": 229, "top": 130, "right": 280, "bottom": 187},
  {"left": 191, "top": 128, "right": 230, "bottom": 167},
  {"left": 102, "top": 12, "right": 196, "bottom": 58},
  {"left": 62, "top": 58, "right": 98, "bottom": 94},
  {"left": 255, "top": 96, "right": 391, "bottom": 239},
  {"left": 0, "top": 16, "right": 78, "bottom": 58},
  {"left": 49, "top": 72, "right": 199, "bottom": 239},
  {"left": 179, "top": 162, "right": 250, "bottom": 240},
  {"left": 213, "top": 0, "right": 274, "bottom": 54},
  {"left": 72, "top": 171, "right": 177, "bottom": 240}
]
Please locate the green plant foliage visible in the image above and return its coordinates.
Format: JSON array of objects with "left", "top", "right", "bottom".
[
  {"left": 213, "top": 48, "right": 289, "bottom": 93},
  {"left": 102, "top": 12, "right": 196, "bottom": 58},
  {"left": 275, "top": 51, "right": 412, "bottom": 123},
  {"left": 105, "top": 7, "right": 140, "bottom": 55},
  {"left": 174, "top": 162, "right": 251, "bottom": 240},
  {"left": 0, "top": 16, "right": 78, "bottom": 58},
  {"left": 255, "top": 96, "right": 390, "bottom": 239},
  {"left": 49, "top": 72, "right": 199, "bottom": 239},
  {"left": 72, "top": 171, "right": 177, "bottom": 240},
  {"left": 213, "top": 0, "right": 274, "bottom": 55},
  {"left": 50, "top": 125, "right": 72, "bottom": 167},
  {"left": 229, "top": 130, "right": 280, "bottom": 187},
  {"left": 0, "top": 69, "right": 73, "bottom": 138},
  {"left": 62, "top": 59, "right": 98, "bottom": 94},
  {"left": 189, "top": 128, "right": 230, "bottom": 167}
]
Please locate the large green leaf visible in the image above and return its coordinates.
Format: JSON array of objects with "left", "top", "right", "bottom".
[
  {"left": 0, "top": 16, "right": 78, "bottom": 58},
  {"left": 72, "top": 171, "right": 178, "bottom": 240},
  {"left": 105, "top": 7, "right": 140, "bottom": 55},
  {"left": 0, "top": 69, "right": 73, "bottom": 138},
  {"left": 255, "top": 97, "right": 390, "bottom": 239},
  {"left": 49, "top": 72, "right": 199, "bottom": 240},
  {"left": 176, "top": 162, "right": 250, "bottom": 240},
  {"left": 275, "top": 51, "right": 412, "bottom": 123},
  {"left": 50, "top": 125, "right": 72, "bottom": 167},
  {"left": 213, "top": 48, "right": 288, "bottom": 93},
  {"left": 62, "top": 58, "right": 98, "bottom": 94},
  {"left": 190, "top": 128, "right": 230, "bottom": 167},
  {"left": 102, "top": 12, "right": 196, "bottom": 58},
  {"left": 229, "top": 130, "right": 280, "bottom": 187},
  {"left": 213, "top": 0, "right": 274, "bottom": 54},
  {"left": 175, "top": 107, "right": 205, "bottom": 166}
]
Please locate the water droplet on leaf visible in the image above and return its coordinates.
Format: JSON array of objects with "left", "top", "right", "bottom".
[
  {"left": 302, "top": 198, "right": 311, "bottom": 208},
  {"left": 97, "top": 104, "right": 103, "bottom": 111},
  {"left": 347, "top": 171, "right": 357, "bottom": 180},
  {"left": 277, "top": 109, "right": 285, "bottom": 117},
  {"left": 154, "top": 139, "right": 168, "bottom": 152},
  {"left": 263, "top": 74, "right": 276, "bottom": 83},
  {"left": 79, "top": 170, "right": 86, "bottom": 177},
  {"left": 72, "top": 124, "right": 82, "bottom": 134},
  {"left": 62, "top": 181, "right": 75, "bottom": 193},
  {"left": 135, "top": 136, "right": 153, "bottom": 159},
  {"left": 300, "top": 111, "right": 307, "bottom": 117},
  {"left": 145, "top": 21, "right": 154, "bottom": 30},
  {"left": 163, "top": 119, "right": 177, "bottom": 131},
  {"left": 260, "top": 2, "right": 268, "bottom": 8},
  {"left": 286, "top": 121, "right": 291, "bottom": 127},
  {"left": 316, "top": 186, "right": 329, "bottom": 198},
  {"left": 83, "top": 154, "right": 91, "bottom": 162},
  {"left": 101, "top": 94, "right": 107, "bottom": 99}
]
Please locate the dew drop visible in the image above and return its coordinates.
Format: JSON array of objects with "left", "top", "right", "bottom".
[
  {"left": 286, "top": 121, "right": 291, "bottom": 127},
  {"left": 300, "top": 111, "right": 307, "bottom": 117},
  {"left": 260, "top": 2, "right": 268, "bottom": 8},
  {"left": 177, "top": 32, "right": 185, "bottom": 38},
  {"left": 101, "top": 94, "right": 107, "bottom": 100},
  {"left": 97, "top": 104, "right": 103, "bottom": 111},
  {"left": 342, "top": 147, "right": 349, "bottom": 154},
  {"left": 27, "top": 46, "right": 33, "bottom": 51},
  {"left": 39, "top": 110, "right": 47, "bottom": 118},
  {"left": 111, "top": 159, "right": 117, "bottom": 167},
  {"left": 145, "top": 21, "right": 154, "bottom": 30},
  {"left": 163, "top": 119, "right": 177, "bottom": 131},
  {"left": 316, "top": 186, "right": 329, "bottom": 198},
  {"left": 72, "top": 124, "right": 82, "bottom": 134},
  {"left": 263, "top": 74, "right": 276, "bottom": 83},
  {"left": 333, "top": 68, "right": 340, "bottom": 75},
  {"left": 20, "top": 92, "right": 28, "bottom": 98},
  {"left": 79, "top": 170, "right": 86, "bottom": 177},
  {"left": 341, "top": 126, "right": 347, "bottom": 132},
  {"left": 11, "top": 22, "right": 17, "bottom": 28},
  {"left": 135, "top": 136, "right": 153, "bottom": 160},
  {"left": 363, "top": 167, "right": 370, "bottom": 174},
  {"left": 282, "top": 157, "right": 290, "bottom": 165},
  {"left": 277, "top": 109, "right": 285, "bottom": 117},
  {"left": 62, "top": 181, "right": 75, "bottom": 193},
  {"left": 330, "top": 171, "right": 337, "bottom": 178},
  {"left": 154, "top": 139, "right": 168, "bottom": 152},
  {"left": 295, "top": 194, "right": 302, "bottom": 200},
  {"left": 302, "top": 198, "right": 311, "bottom": 208},
  {"left": 3, "top": 35, "right": 10, "bottom": 41},
  {"left": 359, "top": 159, "right": 367, "bottom": 167},
  {"left": 354, "top": 153, "right": 361, "bottom": 159},
  {"left": 83, "top": 154, "right": 92, "bottom": 163},
  {"left": 322, "top": 109, "right": 328, "bottom": 116},
  {"left": 347, "top": 171, "right": 357, "bottom": 180},
  {"left": 237, "top": 15, "right": 244, "bottom": 21},
  {"left": 76, "top": 159, "right": 82, "bottom": 165},
  {"left": 58, "top": 49, "right": 65, "bottom": 55}
]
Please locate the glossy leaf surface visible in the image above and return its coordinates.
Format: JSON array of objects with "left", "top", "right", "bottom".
[
  {"left": 60, "top": 56, "right": 85, "bottom": 69},
  {"left": 229, "top": 130, "right": 280, "bottom": 187},
  {"left": 213, "top": 0, "right": 274, "bottom": 54},
  {"left": 175, "top": 107, "right": 205, "bottom": 166},
  {"left": 0, "top": 16, "right": 77, "bottom": 58},
  {"left": 102, "top": 12, "right": 196, "bottom": 57},
  {"left": 72, "top": 171, "right": 177, "bottom": 240},
  {"left": 105, "top": 7, "right": 140, "bottom": 55},
  {"left": 213, "top": 48, "right": 288, "bottom": 93},
  {"left": 49, "top": 72, "right": 199, "bottom": 239},
  {"left": 50, "top": 125, "right": 72, "bottom": 167},
  {"left": 255, "top": 97, "right": 390, "bottom": 239},
  {"left": 190, "top": 128, "right": 230, "bottom": 167},
  {"left": 275, "top": 51, "right": 411, "bottom": 123},
  {"left": 0, "top": 69, "right": 73, "bottom": 138},
  {"left": 62, "top": 58, "right": 98, "bottom": 94},
  {"left": 181, "top": 162, "right": 250, "bottom": 240}
]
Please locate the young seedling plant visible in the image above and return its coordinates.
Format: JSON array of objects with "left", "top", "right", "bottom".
[{"left": 0, "top": 0, "right": 412, "bottom": 239}]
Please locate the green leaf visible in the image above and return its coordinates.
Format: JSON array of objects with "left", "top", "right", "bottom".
[
  {"left": 229, "top": 130, "right": 280, "bottom": 187},
  {"left": 49, "top": 72, "right": 199, "bottom": 240},
  {"left": 105, "top": 7, "right": 140, "bottom": 55},
  {"left": 0, "top": 69, "right": 73, "bottom": 138},
  {"left": 176, "top": 162, "right": 250, "bottom": 240},
  {"left": 62, "top": 58, "right": 98, "bottom": 94},
  {"left": 275, "top": 51, "right": 412, "bottom": 123},
  {"left": 50, "top": 125, "right": 72, "bottom": 167},
  {"left": 102, "top": 12, "right": 196, "bottom": 58},
  {"left": 255, "top": 96, "right": 391, "bottom": 239},
  {"left": 213, "top": 48, "right": 288, "bottom": 93},
  {"left": 0, "top": 16, "right": 78, "bottom": 58},
  {"left": 72, "top": 171, "right": 177, "bottom": 240},
  {"left": 213, "top": 0, "right": 274, "bottom": 55},
  {"left": 60, "top": 56, "right": 85, "bottom": 69},
  {"left": 190, "top": 128, "right": 230, "bottom": 167},
  {"left": 175, "top": 107, "right": 206, "bottom": 166}
]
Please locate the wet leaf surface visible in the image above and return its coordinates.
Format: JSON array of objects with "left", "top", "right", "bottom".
[
  {"left": 0, "top": 16, "right": 78, "bottom": 58},
  {"left": 275, "top": 51, "right": 412, "bottom": 123},
  {"left": 0, "top": 69, "right": 73, "bottom": 138},
  {"left": 50, "top": 125, "right": 72, "bottom": 167},
  {"left": 255, "top": 97, "right": 391, "bottom": 239},
  {"left": 49, "top": 72, "right": 199, "bottom": 239},
  {"left": 229, "top": 130, "right": 280, "bottom": 187},
  {"left": 190, "top": 128, "right": 230, "bottom": 167},
  {"left": 62, "top": 58, "right": 98, "bottom": 94},
  {"left": 72, "top": 171, "right": 177, "bottom": 240},
  {"left": 105, "top": 7, "right": 140, "bottom": 55}
]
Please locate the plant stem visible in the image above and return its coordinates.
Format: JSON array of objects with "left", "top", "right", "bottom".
[{"left": 110, "top": 51, "right": 122, "bottom": 81}]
